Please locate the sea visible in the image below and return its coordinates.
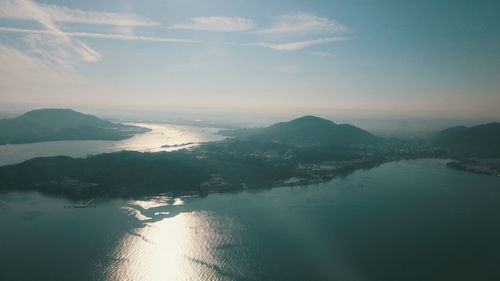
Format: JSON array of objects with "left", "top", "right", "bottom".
[{"left": 0, "top": 123, "right": 224, "bottom": 166}]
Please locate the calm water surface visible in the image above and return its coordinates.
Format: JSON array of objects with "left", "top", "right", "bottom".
[
  {"left": 1, "top": 159, "right": 500, "bottom": 281},
  {"left": 0, "top": 123, "right": 224, "bottom": 166}
]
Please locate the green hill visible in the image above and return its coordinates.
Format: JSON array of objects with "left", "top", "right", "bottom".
[
  {"left": 0, "top": 109, "right": 149, "bottom": 145},
  {"left": 220, "top": 115, "right": 380, "bottom": 146}
]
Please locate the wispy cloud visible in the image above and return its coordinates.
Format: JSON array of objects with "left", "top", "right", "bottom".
[
  {"left": 258, "top": 13, "right": 347, "bottom": 34},
  {"left": 171, "top": 16, "right": 256, "bottom": 32},
  {"left": 0, "top": 0, "right": 101, "bottom": 63},
  {"left": 0, "top": 0, "right": 157, "bottom": 26},
  {"left": 310, "top": 51, "right": 334, "bottom": 57},
  {"left": 0, "top": 0, "right": 104, "bottom": 97},
  {"left": 0, "top": 27, "right": 199, "bottom": 43},
  {"left": 0, "top": 43, "right": 81, "bottom": 81},
  {"left": 252, "top": 37, "right": 347, "bottom": 51}
]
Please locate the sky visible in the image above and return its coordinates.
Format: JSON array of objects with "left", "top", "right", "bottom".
[{"left": 0, "top": 0, "right": 499, "bottom": 121}]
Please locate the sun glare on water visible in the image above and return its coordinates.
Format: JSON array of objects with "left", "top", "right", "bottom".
[{"left": 102, "top": 199, "right": 225, "bottom": 281}]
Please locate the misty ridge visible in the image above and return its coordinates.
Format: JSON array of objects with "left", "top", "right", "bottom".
[{"left": 0, "top": 108, "right": 499, "bottom": 199}]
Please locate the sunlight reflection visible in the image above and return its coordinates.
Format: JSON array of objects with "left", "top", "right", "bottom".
[
  {"left": 120, "top": 206, "right": 150, "bottom": 221},
  {"left": 127, "top": 197, "right": 172, "bottom": 210},
  {"left": 126, "top": 197, "right": 184, "bottom": 212},
  {"left": 0, "top": 123, "right": 225, "bottom": 166},
  {"left": 104, "top": 213, "right": 195, "bottom": 281},
  {"left": 172, "top": 198, "right": 185, "bottom": 206},
  {"left": 102, "top": 208, "right": 228, "bottom": 281},
  {"left": 115, "top": 123, "right": 224, "bottom": 153}
]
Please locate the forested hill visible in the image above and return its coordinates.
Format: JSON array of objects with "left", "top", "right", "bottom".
[
  {"left": 220, "top": 115, "right": 380, "bottom": 146},
  {"left": 0, "top": 108, "right": 149, "bottom": 145}
]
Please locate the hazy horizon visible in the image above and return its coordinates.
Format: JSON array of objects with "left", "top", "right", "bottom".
[
  {"left": 1, "top": 105, "right": 497, "bottom": 139},
  {"left": 1, "top": 0, "right": 499, "bottom": 120}
]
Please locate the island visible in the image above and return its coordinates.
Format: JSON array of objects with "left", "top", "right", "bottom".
[
  {"left": 161, "top": 142, "right": 195, "bottom": 148},
  {"left": 0, "top": 108, "right": 150, "bottom": 145}
]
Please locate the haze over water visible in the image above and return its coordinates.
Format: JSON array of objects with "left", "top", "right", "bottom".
[{"left": 1, "top": 159, "right": 500, "bottom": 281}]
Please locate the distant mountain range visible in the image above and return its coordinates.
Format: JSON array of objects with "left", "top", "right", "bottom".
[
  {"left": 220, "top": 115, "right": 380, "bottom": 146},
  {"left": 0, "top": 109, "right": 149, "bottom": 145}
]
